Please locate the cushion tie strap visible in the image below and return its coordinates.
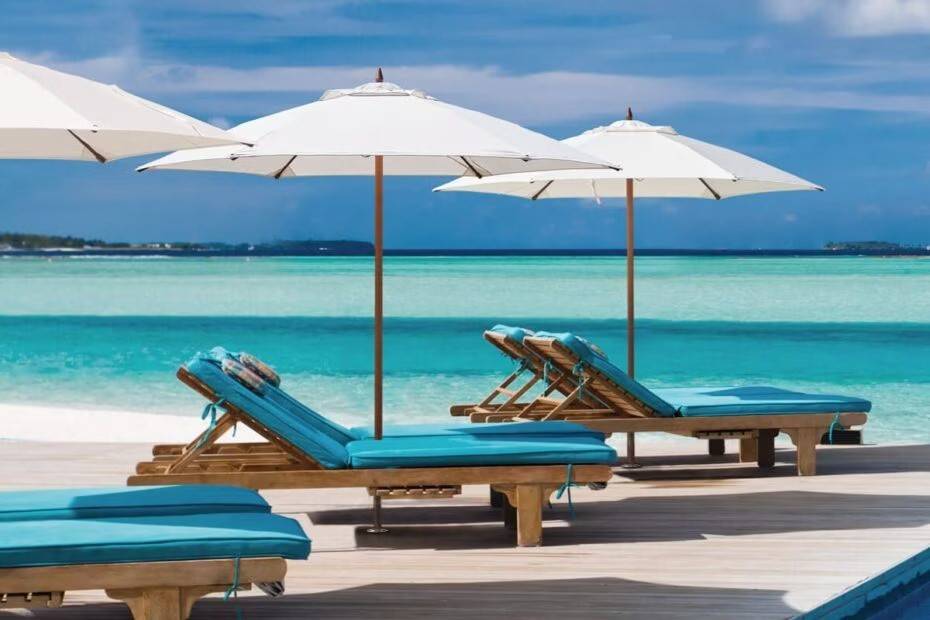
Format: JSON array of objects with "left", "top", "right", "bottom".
[
  {"left": 543, "top": 360, "right": 553, "bottom": 384},
  {"left": 224, "top": 556, "right": 244, "bottom": 619},
  {"left": 555, "top": 464, "right": 577, "bottom": 519},
  {"left": 196, "top": 398, "right": 226, "bottom": 448},
  {"left": 572, "top": 361, "right": 586, "bottom": 400},
  {"left": 827, "top": 412, "right": 841, "bottom": 444}
]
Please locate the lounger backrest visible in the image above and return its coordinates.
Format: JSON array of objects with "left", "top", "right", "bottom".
[
  {"left": 207, "top": 347, "right": 356, "bottom": 446},
  {"left": 528, "top": 332, "right": 677, "bottom": 418},
  {"left": 185, "top": 356, "right": 351, "bottom": 469},
  {"left": 0, "top": 486, "right": 270, "bottom": 522}
]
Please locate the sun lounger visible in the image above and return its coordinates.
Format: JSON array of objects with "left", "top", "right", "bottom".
[
  {"left": 0, "top": 485, "right": 310, "bottom": 619},
  {"left": 128, "top": 349, "right": 616, "bottom": 546},
  {"left": 479, "top": 332, "right": 869, "bottom": 476}
]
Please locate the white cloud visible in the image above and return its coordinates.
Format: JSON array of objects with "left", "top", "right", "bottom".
[
  {"left": 22, "top": 50, "right": 930, "bottom": 126},
  {"left": 763, "top": 0, "right": 930, "bottom": 36}
]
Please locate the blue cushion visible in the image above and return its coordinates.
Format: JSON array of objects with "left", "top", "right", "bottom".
[
  {"left": 488, "top": 324, "right": 535, "bottom": 344},
  {"left": 0, "top": 512, "right": 310, "bottom": 569},
  {"left": 654, "top": 386, "right": 873, "bottom": 417},
  {"left": 185, "top": 356, "right": 350, "bottom": 469},
  {"left": 0, "top": 486, "right": 270, "bottom": 523},
  {"left": 534, "top": 332, "right": 678, "bottom": 417},
  {"left": 349, "top": 421, "right": 606, "bottom": 441},
  {"left": 207, "top": 347, "right": 356, "bottom": 446},
  {"left": 346, "top": 433, "right": 617, "bottom": 468}
]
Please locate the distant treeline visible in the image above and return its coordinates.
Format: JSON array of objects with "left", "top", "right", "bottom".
[
  {"left": 0, "top": 232, "right": 112, "bottom": 249},
  {"left": 824, "top": 240, "right": 928, "bottom": 252},
  {"left": 0, "top": 232, "right": 373, "bottom": 254}
]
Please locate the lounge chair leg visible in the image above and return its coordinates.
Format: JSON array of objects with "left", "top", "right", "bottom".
[
  {"left": 788, "top": 427, "right": 823, "bottom": 476},
  {"left": 621, "top": 433, "right": 642, "bottom": 469},
  {"left": 708, "top": 439, "right": 725, "bottom": 456},
  {"left": 739, "top": 437, "right": 758, "bottom": 463},
  {"left": 366, "top": 496, "right": 389, "bottom": 534},
  {"left": 515, "top": 485, "right": 543, "bottom": 547},
  {"left": 502, "top": 499, "right": 517, "bottom": 530},
  {"left": 107, "top": 586, "right": 199, "bottom": 620},
  {"left": 490, "top": 487, "right": 504, "bottom": 508},
  {"left": 757, "top": 430, "right": 777, "bottom": 469}
]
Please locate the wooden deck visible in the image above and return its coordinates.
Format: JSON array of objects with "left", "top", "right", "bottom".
[{"left": 3, "top": 439, "right": 930, "bottom": 618}]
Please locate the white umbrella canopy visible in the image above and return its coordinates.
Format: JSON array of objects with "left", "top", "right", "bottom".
[
  {"left": 0, "top": 52, "right": 239, "bottom": 161},
  {"left": 434, "top": 119, "right": 822, "bottom": 199},
  {"left": 435, "top": 114, "right": 822, "bottom": 467},
  {"left": 138, "top": 79, "right": 612, "bottom": 175}
]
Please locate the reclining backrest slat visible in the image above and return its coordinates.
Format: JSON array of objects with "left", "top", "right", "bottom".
[
  {"left": 207, "top": 347, "right": 356, "bottom": 446},
  {"left": 184, "top": 357, "right": 350, "bottom": 469},
  {"left": 525, "top": 333, "right": 677, "bottom": 418},
  {"left": 485, "top": 326, "right": 609, "bottom": 408}
]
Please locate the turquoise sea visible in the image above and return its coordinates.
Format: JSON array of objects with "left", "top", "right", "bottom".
[{"left": 0, "top": 255, "right": 928, "bottom": 442}]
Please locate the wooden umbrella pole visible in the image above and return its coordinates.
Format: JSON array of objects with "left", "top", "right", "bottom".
[
  {"left": 624, "top": 176, "right": 641, "bottom": 469},
  {"left": 369, "top": 153, "right": 389, "bottom": 535},
  {"left": 369, "top": 68, "right": 388, "bottom": 535},
  {"left": 623, "top": 106, "right": 641, "bottom": 469},
  {"left": 374, "top": 154, "right": 384, "bottom": 441},
  {"left": 626, "top": 177, "right": 635, "bottom": 380}
]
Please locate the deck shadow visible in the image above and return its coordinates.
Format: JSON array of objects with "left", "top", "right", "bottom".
[
  {"left": 306, "top": 488, "right": 930, "bottom": 550},
  {"left": 616, "top": 443, "right": 930, "bottom": 480},
  {"left": 13, "top": 576, "right": 799, "bottom": 619}
]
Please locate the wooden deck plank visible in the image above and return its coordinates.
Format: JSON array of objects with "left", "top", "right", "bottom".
[{"left": 2, "top": 440, "right": 929, "bottom": 619}]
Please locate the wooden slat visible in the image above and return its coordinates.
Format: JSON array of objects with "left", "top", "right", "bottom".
[
  {"left": 128, "top": 464, "right": 612, "bottom": 489},
  {"left": 0, "top": 558, "right": 285, "bottom": 594}
]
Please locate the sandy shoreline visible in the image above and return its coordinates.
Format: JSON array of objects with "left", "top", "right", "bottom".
[{"left": 0, "top": 402, "right": 850, "bottom": 455}]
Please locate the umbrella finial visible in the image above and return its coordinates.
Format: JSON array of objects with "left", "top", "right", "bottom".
[
  {"left": 627, "top": 107, "right": 633, "bottom": 121},
  {"left": 376, "top": 67, "right": 384, "bottom": 83}
]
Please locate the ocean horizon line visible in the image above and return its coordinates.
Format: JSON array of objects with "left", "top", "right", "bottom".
[{"left": 3, "top": 247, "right": 930, "bottom": 258}]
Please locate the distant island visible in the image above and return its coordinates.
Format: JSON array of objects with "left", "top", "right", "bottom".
[
  {"left": 824, "top": 240, "right": 930, "bottom": 253},
  {"left": 2, "top": 232, "right": 929, "bottom": 257},
  {"left": 0, "top": 232, "right": 374, "bottom": 256}
]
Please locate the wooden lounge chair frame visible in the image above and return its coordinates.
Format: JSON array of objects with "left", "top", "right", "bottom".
[
  {"left": 480, "top": 336, "right": 869, "bottom": 477},
  {"left": 0, "top": 556, "right": 285, "bottom": 620},
  {"left": 449, "top": 330, "right": 613, "bottom": 419},
  {"left": 128, "top": 368, "right": 613, "bottom": 547}
]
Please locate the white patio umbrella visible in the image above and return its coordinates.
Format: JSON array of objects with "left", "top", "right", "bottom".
[
  {"left": 0, "top": 52, "right": 239, "bottom": 161},
  {"left": 436, "top": 110, "right": 821, "bottom": 464},
  {"left": 138, "top": 69, "right": 611, "bottom": 526}
]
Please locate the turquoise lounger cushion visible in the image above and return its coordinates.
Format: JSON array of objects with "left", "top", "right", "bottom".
[
  {"left": 0, "top": 512, "right": 310, "bottom": 569},
  {"left": 348, "top": 420, "right": 607, "bottom": 441},
  {"left": 533, "top": 332, "right": 871, "bottom": 418},
  {"left": 207, "top": 347, "right": 356, "bottom": 446},
  {"left": 488, "top": 324, "right": 534, "bottom": 343},
  {"left": 654, "top": 386, "right": 872, "bottom": 417},
  {"left": 185, "top": 356, "right": 350, "bottom": 469},
  {"left": 534, "top": 331, "right": 678, "bottom": 417},
  {"left": 0, "top": 485, "right": 270, "bottom": 523},
  {"left": 346, "top": 433, "right": 617, "bottom": 468}
]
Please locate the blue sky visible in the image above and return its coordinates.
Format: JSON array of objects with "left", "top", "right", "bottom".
[{"left": 3, "top": 0, "right": 930, "bottom": 249}]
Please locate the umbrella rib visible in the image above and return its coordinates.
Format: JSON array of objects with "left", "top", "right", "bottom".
[
  {"left": 66, "top": 130, "right": 107, "bottom": 163},
  {"left": 272, "top": 155, "right": 298, "bottom": 179},
  {"left": 530, "top": 180, "right": 554, "bottom": 201},
  {"left": 699, "top": 178, "right": 722, "bottom": 200},
  {"left": 458, "top": 156, "right": 485, "bottom": 179}
]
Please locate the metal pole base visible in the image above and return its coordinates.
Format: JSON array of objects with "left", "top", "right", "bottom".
[
  {"left": 366, "top": 496, "right": 389, "bottom": 534},
  {"left": 621, "top": 432, "right": 643, "bottom": 469}
]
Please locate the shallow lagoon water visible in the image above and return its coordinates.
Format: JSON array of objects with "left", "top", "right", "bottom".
[{"left": 0, "top": 255, "right": 927, "bottom": 442}]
